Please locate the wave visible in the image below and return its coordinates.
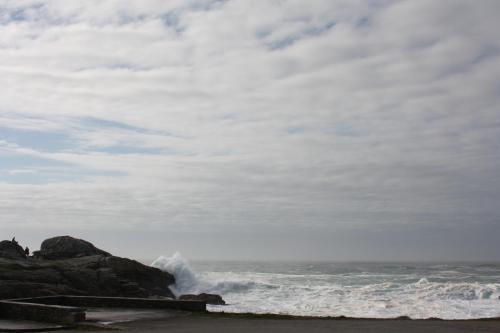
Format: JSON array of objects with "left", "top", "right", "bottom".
[
  {"left": 409, "top": 278, "right": 497, "bottom": 301},
  {"left": 151, "top": 255, "right": 500, "bottom": 319},
  {"left": 151, "top": 253, "right": 198, "bottom": 295},
  {"left": 151, "top": 252, "right": 262, "bottom": 296}
]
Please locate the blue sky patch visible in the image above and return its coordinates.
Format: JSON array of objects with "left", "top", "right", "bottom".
[
  {"left": 0, "top": 151, "right": 70, "bottom": 169},
  {"left": 80, "top": 117, "right": 149, "bottom": 133},
  {"left": 0, "top": 126, "right": 73, "bottom": 152},
  {"left": 92, "top": 145, "right": 164, "bottom": 155},
  {"left": 0, "top": 167, "right": 126, "bottom": 185},
  {"left": 79, "top": 117, "right": 178, "bottom": 138},
  {"left": 0, "top": 151, "right": 126, "bottom": 184},
  {"left": 266, "top": 20, "right": 336, "bottom": 51}
]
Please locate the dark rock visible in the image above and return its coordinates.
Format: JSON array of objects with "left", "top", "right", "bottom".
[
  {"left": 0, "top": 237, "right": 175, "bottom": 300},
  {"left": 33, "top": 236, "right": 111, "bottom": 260},
  {"left": 0, "top": 240, "right": 26, "bottom": 260},
  {"left": 396, "top": 316, "right": 411, "bottom": 320},
  {"left": 101, "top": 256, "right": 175, "bottom": 297},
  {"left": 179, "top": 293, "right": 226, "bottom": 305},
  {"left": 0, "top": 280, "right": 81, "bottom": 299}
]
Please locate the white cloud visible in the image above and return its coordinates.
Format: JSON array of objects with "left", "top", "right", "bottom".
[
  {"left": 8, "top": 169, "right": 37, "bottom": 175},
  {"left": 0, "top": 0, "right": 499, "bottom": 256}
]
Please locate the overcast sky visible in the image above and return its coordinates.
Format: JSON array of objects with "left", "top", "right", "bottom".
[{"left": 0, "top": 0, "right": 499, "bottom": 262}]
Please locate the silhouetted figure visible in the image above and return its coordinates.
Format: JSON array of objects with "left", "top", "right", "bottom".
[
  {"left": 25, "top": 247, "right": 30, "bottom": 257},
  {"left": 11, "top": 237, "right": 18, "bottom": 245}
]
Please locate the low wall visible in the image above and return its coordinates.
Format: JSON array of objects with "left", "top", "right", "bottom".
[
  {"left": 0, "top": 300, "right": 86, "bottom": 324},
  {"left": 11, "top": 295, "right": 206, "bottom": 312},
  {"left": 7, "top": 296, "right": 65, "bottom": 305},
  {"left": 60, "top": 296, "right": 206, "bottom": 311}
]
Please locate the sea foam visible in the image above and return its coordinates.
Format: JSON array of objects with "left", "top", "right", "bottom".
[
  {"left": 151, "top": 255, "right": 500, "bottom": 319},
  {"left": 151, "top": 253, "right": 198, "bottom": 295},
  {"left": 151, "top": 252, "right": 255, "bottom": 296}
]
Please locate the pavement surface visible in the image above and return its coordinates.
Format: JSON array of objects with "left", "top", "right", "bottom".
[
  {"left": 0, "top": 319, "right": 65, "bottom": 332},
  {"left": 84, "top": 307, "right": 189, "bottom": 324},
  {"left": 61, "top": 314, "right": 500, "bottom": 333},
  {"left": 4, "top": 310, "right": 500, "bottom": 333}
]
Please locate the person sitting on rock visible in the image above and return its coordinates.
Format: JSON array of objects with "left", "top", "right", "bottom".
[{"left": 24, "top": 246, "right": 30, "bottom": 257}]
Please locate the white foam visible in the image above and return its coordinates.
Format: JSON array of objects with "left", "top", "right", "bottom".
[
  {"left": 151, "top": 252, "right": 199, "bottom": 295},
  {"left": 151, "top": 255, "right": 500, "bottom": 319},
  {"left": 151, "top": 252, "right": 256, "bottom": 296}
]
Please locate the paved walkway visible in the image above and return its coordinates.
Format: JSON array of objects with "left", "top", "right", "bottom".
[
  {"left": 0, "top": 308, "right": 189, "bottom": 332},
  {"left": 85, "top": 307, "right": 189, "bottom": 324},
  {"left": 55, "top": 316, "right": 500, "bottom": 333},
  {"left": 0, "top": 319, "right": 65, "bottom": 332}
]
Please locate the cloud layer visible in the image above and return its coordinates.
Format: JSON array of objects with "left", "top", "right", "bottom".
[{"left": 1, "top": 0, "right": 499, "bottom": 259}]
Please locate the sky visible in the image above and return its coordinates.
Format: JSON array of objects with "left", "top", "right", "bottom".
[{"left": 0, "top": 0, "right": 499, "bottom": 262}]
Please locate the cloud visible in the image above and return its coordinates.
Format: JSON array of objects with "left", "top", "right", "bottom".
[
  {"left": 0, "top": 0, "right": 499, "bottom": 259},
  {"left": 8, "top": 169, "right": 37, "bottom": 175}
]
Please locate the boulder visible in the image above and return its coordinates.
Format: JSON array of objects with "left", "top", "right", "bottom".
[
  {"left": 0, "top": 240, "right": 26, "bottom": 260},
  {"left": 179, "top": 293, "right": 226, "bottom": 305},
  {"left": 33, "top": 236, "right": 111, "bottom": 260}
]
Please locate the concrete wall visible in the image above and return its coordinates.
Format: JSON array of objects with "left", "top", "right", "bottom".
[
  {"left": 7, "top": 296, "right": 64, "bottom": 305},
  {"left": 60, "top": 296, "right": 206, "bottom": 311},
  {"left": 0, "top": 295, "right": 205, "bottom": 324},
  {"left": 0, "top": 300, "right": 86, "bottom": 324},
  {"left": 11, "top": 295, "right": 206, "bottom": 312}
]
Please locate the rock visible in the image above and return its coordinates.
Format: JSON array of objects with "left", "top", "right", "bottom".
[
  {"left": 33, "top": 236, "right": 111, "bottom": 260},
  {"left": 101, "top": 256, "right": 175, "bottom": 297},
  {"left": 179, "top": 293, "right": 226, "bottom": 305},
  {"left": 0, "top": 237, "right": 175, "bottom": 300},
  {"left": 0, "top": 240, "right": 26, "bottom": 260},
  {"left": 0, "top": 280, "right": 81, "bottom": 299}
]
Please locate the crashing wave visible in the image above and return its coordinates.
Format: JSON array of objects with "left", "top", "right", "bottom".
[
  {"left": 151, "top": 252, "right": 259, "bottom": 296},
  {"left": 151, "top": 255, "right": 500, "bottom": 319}
]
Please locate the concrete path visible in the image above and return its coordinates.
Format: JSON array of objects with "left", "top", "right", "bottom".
[
  {"left": 56, "top": 315, "right": 500, "bottom": 333},
  {"left": 0, "top": 319, "right": 65, "bottom": 332},
  {"left": 85, "top": 307, "right": 190, "bottom": 325}
]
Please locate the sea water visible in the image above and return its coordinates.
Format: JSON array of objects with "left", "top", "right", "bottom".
[{"left": 151, "top": 253, "right": 500, "bottom": 319}]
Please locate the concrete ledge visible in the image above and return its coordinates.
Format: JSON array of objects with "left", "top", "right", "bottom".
[
  {"left": 10, "top": 295, "right": 206, "bottom": 312},
  {"left": 0, "top": 300, "right": 86, "bottom": 324},
  {"left": 61, "top": 296, "right": 206, "bottom": 312},
  {"left": 6, "top": 296, "right": 65, "bottom": 306}
]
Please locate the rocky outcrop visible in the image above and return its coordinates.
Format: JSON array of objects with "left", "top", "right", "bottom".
[
  {"left": 0, "top": 237, "right": 175, "bottom": 300},
  {"left": 33, "top": 236, "right": 111, "bottom": 260},
  {"left": 179, "top": 293, "right": 226, "bottom": 305},
  {"left": 0, "top": 241, "right": 26, "bottom": 260}
]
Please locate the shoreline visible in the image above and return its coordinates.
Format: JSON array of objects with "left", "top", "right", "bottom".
[
  {"left": 56, "top": 311, "right": 500, "bottom": 333},
  {"left": 201, "top": 311, "right": 500, "bottom": 321}
]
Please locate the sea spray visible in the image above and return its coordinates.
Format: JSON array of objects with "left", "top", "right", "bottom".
[
  {"left": 151, "top": 252, "right": 257, "bottom": 297},
  {"left": 152, "top": 257, "right": 500, "bottom": 319},
  {"left": 151, "top": 252, "right": 199, "bottom": 296}
]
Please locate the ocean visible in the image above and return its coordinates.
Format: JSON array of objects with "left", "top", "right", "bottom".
[{"left": 151, "top": 253, "right": 500, "bottom": 319}]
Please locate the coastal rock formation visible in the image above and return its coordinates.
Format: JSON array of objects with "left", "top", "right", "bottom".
[
  {"left": 0, "top": 241, "right": 26, "bottom": 260},
  {"left": 33, "top": 236, "right": 111, "bottom": 260},
  {"left": 0, "top": 237, "right": 175, "bottom": 300},
  {"left": 180, "top": 293, "right": 226, "bottom": 305}
]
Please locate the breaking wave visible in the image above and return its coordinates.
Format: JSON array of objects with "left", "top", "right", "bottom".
[
  {"left": 151, "top": 255, "right": 500, "bottom": 319},
  {"left": 151, "top": 252, "right": 261, "bottom": 296}
]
